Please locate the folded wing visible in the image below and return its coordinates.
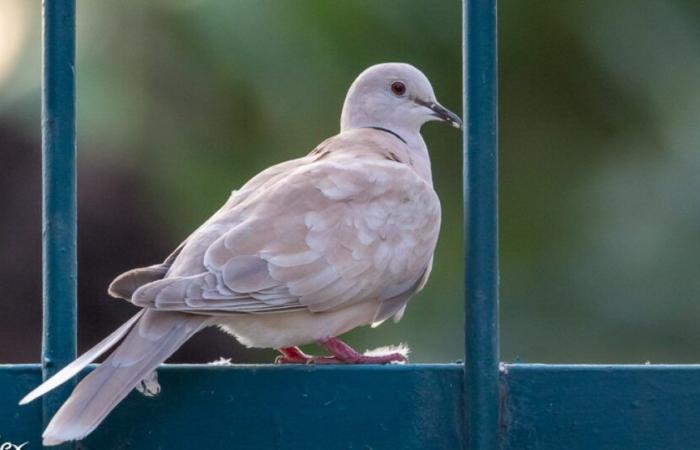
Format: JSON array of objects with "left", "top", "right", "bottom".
[{"left": 130, "top": 148, "right": 440, "bottom": 322}]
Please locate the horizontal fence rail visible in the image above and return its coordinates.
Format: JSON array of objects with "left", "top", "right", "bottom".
[{"left": 3, "top": 364, "right": 700, "bottom": 449}]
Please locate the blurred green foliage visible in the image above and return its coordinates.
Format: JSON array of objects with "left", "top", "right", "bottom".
[{"left": 1, "top": 0, "right": 698, "bottom": 363}]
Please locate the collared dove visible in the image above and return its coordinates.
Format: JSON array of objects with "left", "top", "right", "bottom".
[{"left": 21, "top": 62, "right": 462, "bottom": 446}]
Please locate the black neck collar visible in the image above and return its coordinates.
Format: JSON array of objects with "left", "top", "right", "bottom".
[{"left": 363, "top": 126, "right": 407, "bottom": 145}]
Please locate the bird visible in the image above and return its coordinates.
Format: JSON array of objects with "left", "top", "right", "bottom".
[{"left": 20, "top": 62, "right": 462, "bottom": 446}]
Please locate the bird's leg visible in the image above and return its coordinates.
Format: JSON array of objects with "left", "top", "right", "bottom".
[{"left": 318, "top": 337, "right": 408, "bottom": 364}]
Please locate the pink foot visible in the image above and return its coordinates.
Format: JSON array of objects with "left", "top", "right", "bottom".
[
  {"left": 318, "top": 337, "right": 408, "bottom": 364},
  {"left": 275, "top": 347, "right": 312, "bottom": 364},
  {"left": 275, "top": 340, "right": 408, "bottom": 365},
  {"left": 275, "top": 347, "right": 341, "bottom": 365}
]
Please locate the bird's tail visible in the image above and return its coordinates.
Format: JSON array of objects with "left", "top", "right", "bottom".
[{"left": 21, "top": 309, "right": 211, "bottom": 446}]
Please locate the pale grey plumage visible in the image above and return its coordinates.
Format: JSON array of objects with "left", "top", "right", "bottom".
[
  {"left": 41, "top": 310, "right": 212, "bottom": 445},
  {"left": 21, "top": 62, "right": 460, "bottom": 446},
  {"left": 128, "top": 129, "right": 441, "bottom": 321},
  {"left": 18, "top": 309, "right": 146, "bottom": 407}
]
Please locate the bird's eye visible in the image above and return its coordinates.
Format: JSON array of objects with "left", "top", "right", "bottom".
[{"left": 390, "top": 81, "right": 406, "bottom": 96}]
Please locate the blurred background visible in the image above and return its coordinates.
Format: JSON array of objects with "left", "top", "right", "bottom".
[{"left": 0, "top": 0, "right": 698, "bottom": 364}]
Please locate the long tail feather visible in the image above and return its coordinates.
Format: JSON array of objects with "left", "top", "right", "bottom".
[
  {"left": 20, "top": 309, "right": 146, "bottom": 406},
  {"left": 41, "top": 309, "right": 211, "bottom": 446}
]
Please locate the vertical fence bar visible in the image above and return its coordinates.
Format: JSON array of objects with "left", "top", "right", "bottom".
[
  {"left": 464, "top": 0, "right": 499, "bottom": 449},
  {"left": 42, "top": 0, "right": 77, "bottom": 447}
]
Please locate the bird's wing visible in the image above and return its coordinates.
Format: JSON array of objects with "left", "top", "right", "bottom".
[
  {"left": 107, "top": 157, "right": 310, "bottom": 300},
  {"left": 130, "top": 144, "right": 440, "bottom": 320}
]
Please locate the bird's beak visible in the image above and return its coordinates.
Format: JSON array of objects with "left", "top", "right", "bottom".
[{"left": 415, "top": 98, "right": 463, "bottom": 129}]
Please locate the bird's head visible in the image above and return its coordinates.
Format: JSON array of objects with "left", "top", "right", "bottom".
[{"left": 340, "top": 63, "right": 462, "bottom": 135}]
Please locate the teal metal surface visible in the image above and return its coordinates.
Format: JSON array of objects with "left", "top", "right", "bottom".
[
  {"left": 2, "top": 364, "right": 464, "bottom": 450},
  {"left": 464, "top": 0, "right": 499, "bottom": 449},
  {"left": 6, "top": 364, "right": 700, "bottom": 449},
  {"left": 42, "top": 1, "right": 77, "bottom": 448},
  {"left": 502, "top": 364, "right": 700, "bottom": 450},
  {"left": 0, "top": 366, "right": 42, "bottom": 447}
]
